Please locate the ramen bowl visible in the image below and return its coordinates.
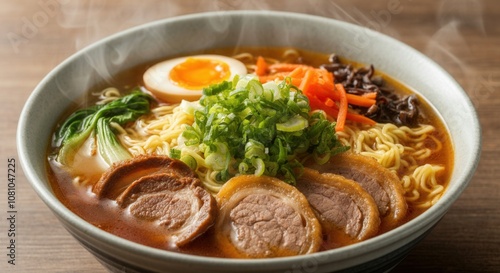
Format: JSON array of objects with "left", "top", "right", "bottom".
[{"left": 18, "top": 11, "right": 480, "bottom": 273}]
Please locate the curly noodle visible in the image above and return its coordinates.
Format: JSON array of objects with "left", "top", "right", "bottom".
[{"left": 337, "top": 122, "right": 445, "bottom": 208}]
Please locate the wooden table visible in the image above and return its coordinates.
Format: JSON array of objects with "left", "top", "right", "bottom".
[{"left": 1, "top": 1, "right": 498, "bottom": 272}]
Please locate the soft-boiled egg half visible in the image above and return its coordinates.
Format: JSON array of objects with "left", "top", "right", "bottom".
[{"left": 143, "top": 55, "right": 247, "bottom": 103}]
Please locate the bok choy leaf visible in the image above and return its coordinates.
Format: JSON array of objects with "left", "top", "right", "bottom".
[{"left": 53, "top": 89, "right": 152, "bottom": 166}]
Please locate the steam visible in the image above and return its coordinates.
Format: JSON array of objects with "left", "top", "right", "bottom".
[
  {"left": 55, "top": 1, "right": 188, "bottom": 98},
  {"left": 58, "top": 0, "right": 407, "bottom": 52},
  {"left": 437, "top": 0, "right": 485, "bottom": 31},
  {"left": 51, "top": 0, "right": 490, "bottom": 109},
  {"left": 425, "top": 0, "right": 486, "bottom": 107},
  {"left": 53, "top": 0, "right": 329, "bottom": 95},
  {"left": 57, "top": 1, "right": 183, "bottom": 50}
]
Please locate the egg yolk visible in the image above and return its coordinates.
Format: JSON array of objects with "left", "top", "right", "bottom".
[{"left": 169, "top": 57, "right": 231, "bottom": 90}]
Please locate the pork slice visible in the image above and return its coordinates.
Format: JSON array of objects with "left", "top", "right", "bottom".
[
  {"left": 305, "top": 152, "right": 407, "bottom": 230},
  {"left": 297, "top": 168, "right": 380, "bottom": 244},
  {"left": 215, "top": 175, "right": 322, "bottom": 258},
  {"left": 116, "top": 173, "right": 217, "bottom": 247},
  {"left": 93, "top": 155, "right": 196, "bottom": 199}
]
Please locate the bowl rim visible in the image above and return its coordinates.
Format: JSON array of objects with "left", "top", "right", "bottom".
[{"left": 17, "top": 9, "right": 482, "bottom": 269}]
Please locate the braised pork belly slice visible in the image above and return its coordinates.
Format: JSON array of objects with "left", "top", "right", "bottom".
[
  {"left": 306, "top": 152, "right": 408, "bottom": 231},
  {"left": 93, "top": 155, "right": 196, "bottom": 199},
  {"left": 297, "top": 168, "right": 380, "bottom": 246},
  {"left": 115, "top": 173, "right": 217, "bottom": 247},
  {"left": 215, "top": 175, "right": 322, "bottom": 258},
  {"left": 92, "top": 155, "right": 216, "bottom": 247}
]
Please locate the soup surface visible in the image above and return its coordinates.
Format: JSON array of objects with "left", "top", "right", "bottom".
[{"left": 48, "top": 47, "right": 453, "bottom": 258}]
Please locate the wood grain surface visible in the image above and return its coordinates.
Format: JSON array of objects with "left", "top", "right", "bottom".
[{"left": 1, "top": 0, "right": 498, "bottom": 272}]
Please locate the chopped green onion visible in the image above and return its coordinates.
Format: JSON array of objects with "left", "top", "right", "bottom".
[
  {"left": 182, "top": 75, "right": 345, "bottom": 184},
  {"left": 276, "top": 114, "right": 309, "bottom": 132},
  {"left": 180, "top": 154, "right": 197, "bottom": 170},
  {"left": 169, "top": 148, "right": 181, "bottom": 159}
]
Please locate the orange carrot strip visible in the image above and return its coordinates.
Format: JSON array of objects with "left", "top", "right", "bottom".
[
  {"left": 324, "top": 97, "right": 335, "bottom": 107},
  {"left": 290, "top": 77, "right": 303, "bottom": 87},
  {"left": 255, "top": 56, "right": 268, "bottom": 76},
  {"left": 346, "top": 112, "right": 377, "bottom": 125},
  {"left": 317, "top": 68, "right": 335, "bottom": 86},
  {"left": 361, "top": 92, "right": 377, "bottom": 99},
  {"left": 345, "top": 93, "right": 376, "bottom": 107},
  {"left": 308, "top": 95, "right": 339, "bottom": 118},
  {"left": 310, "top": 95, "right": 375, "bottom": 126},
  {"left": 310, "top": 97, "right": 375, "bottom": 126},
  {"left": 269, "top": 63, "right": 310, "bottom": 72},
  {"left": 310, "top": 84, "right": 376, "bottom": 107},
  {"left": 335, "top": 84, "right": 348, "bottom": 132},
  {"left": 309, "top": 83, "right": 335, "bottom": 102},
  {"left": 299, "top": 69, "right": 317, "bottom": 94},
  {"left": 288, "top": 66, "right": 307, "bottom": 78}
]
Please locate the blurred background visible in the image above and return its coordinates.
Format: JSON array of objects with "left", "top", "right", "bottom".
[{"left": 1, "top": 0, "right": 498, "bottom": 272}]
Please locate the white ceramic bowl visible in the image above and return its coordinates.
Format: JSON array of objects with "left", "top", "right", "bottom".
[{"left": 18, "top": 11, "right": 481, "bottom": 273}]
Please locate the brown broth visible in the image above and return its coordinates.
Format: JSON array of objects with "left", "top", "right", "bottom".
[{"left": 47, "top": 47, "right": 454, "bottom": 257}]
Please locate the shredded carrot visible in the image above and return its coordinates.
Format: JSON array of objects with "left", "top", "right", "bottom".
[
  {"left": 317, "top": 69, "right": 335, "bottom": 88},
  {"left": 310, "top": 94, "right": 375, "bottom": 126},
  {"left": 299, "top": 69, "right": 317, "bottom": 95},
  {"left": 288, "top": 66, "right": 307, "bottom": 78},
  {"left": 345, "top": 93, "right": 376, "bottom": 107},
  {"left": 308, "top": 95, "right": 339, "bottom": 118},
  {"left": 335, "top": 84, "right": 348, "bottom": 132},
  {"left": 268, "top": 63, "right": 310, "bottom": 72},
  {"left": 290, "top": 77, "right": 303, "bottom": 87},
  {"left": 346, "top": 112, "right": 377, "bottom": 125},
  {"left": 296, "top": 68, "right": 376, "bottom": 129},
  {"left": 309, "top": 84, "right": 376, "bottom": 108},
  {"left": 308, "top": 82, "right": 335, "bottom": 101},
  {"left": 361, "top": 92, "right": 377, "bottom": 99},
  {"left": 324, "top": 97, "right": 336, "bottom": 107},
  {"left": 255, "top": 59, "right": 376, "bottom": 130},
  {"left": 255, "top": 56, "right": 268, "bottom": 76}
]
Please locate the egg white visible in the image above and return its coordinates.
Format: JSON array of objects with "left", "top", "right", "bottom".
[{"left": 143, "top": 54, "right": 247, "bottom": 103}]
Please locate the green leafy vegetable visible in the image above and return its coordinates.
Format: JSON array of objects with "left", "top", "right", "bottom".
[
  {"left": 182, "top": 74, "right": 347, "bottom": 184},
  {"left": 53, "top": 89, "right": 152, "bottom": 166}
]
